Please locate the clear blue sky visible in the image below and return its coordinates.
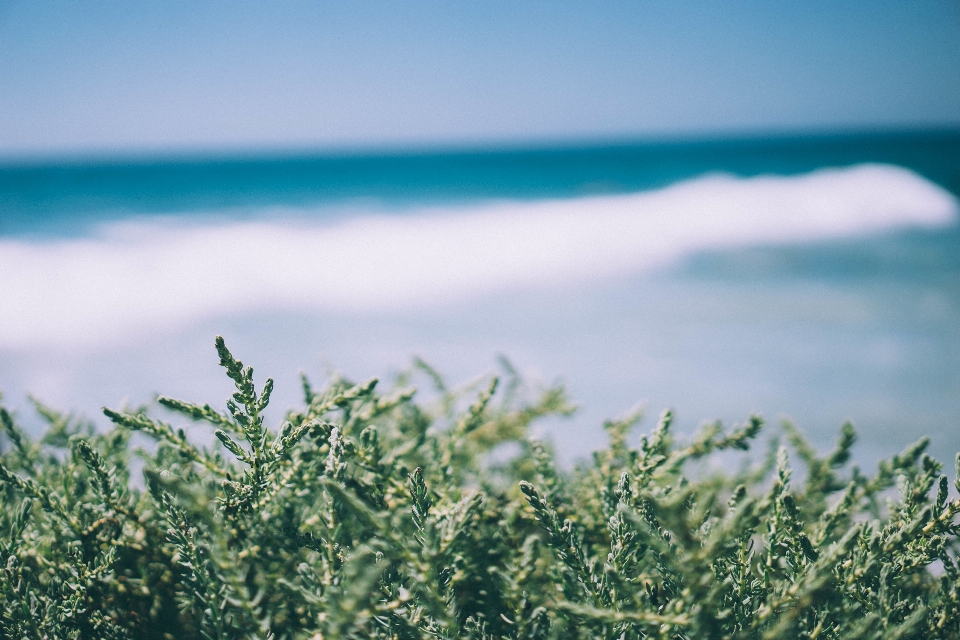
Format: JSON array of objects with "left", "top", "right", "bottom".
[{"left": 1, "top": 0, "right": 958, "bottom": 157}]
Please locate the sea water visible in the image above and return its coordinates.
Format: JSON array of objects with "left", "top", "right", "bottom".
[{"left": 1, "top": 131, "right": 958, "bottom": 466}]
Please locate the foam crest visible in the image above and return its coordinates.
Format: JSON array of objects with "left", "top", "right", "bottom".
[{"left": 1, "top": 164, "right": 955, "bottom": 348}]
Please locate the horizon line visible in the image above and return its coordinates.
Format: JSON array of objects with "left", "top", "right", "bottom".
[{"left": 2, "top": 124, "right": 960, "bottom": 170}]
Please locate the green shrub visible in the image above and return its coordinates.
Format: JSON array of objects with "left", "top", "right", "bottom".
[{"left": 2, "top": 336, "right": 959, "bottom": 639}]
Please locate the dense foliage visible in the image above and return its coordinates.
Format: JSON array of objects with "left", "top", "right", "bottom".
[{"left": 2, "top": 337, "right": 960, "bottom": 639}]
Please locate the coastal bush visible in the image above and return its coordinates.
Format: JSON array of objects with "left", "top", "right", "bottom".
[{"left": 1, "top": 337, "right": 959, "bottom": 639}]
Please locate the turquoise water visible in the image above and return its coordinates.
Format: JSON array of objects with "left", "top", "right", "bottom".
[
  {"left": 1, "top": 130, "right": 959, "bottom": 467},
  {"left": 3, "top": 130, "right": 960, "bottom": 236}
]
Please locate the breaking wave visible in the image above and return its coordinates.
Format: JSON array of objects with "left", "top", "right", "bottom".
[{"left": 1, "top": 163, "right": 956, "bottom": 348}]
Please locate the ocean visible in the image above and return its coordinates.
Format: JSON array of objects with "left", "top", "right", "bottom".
[{"left": 1, "top": 130, "right": 959, "bottom": 466}]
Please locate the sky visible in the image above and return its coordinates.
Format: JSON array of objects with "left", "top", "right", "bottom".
[{"left": 1, "top": 0, "right": 959, "bottom": 159}]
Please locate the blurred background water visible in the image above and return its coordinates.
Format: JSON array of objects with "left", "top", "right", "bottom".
[
  {"left": 3, "top": 131, "right": 960, "bottom": 236},
  {"left": 1, "top": 1, "right": 959, "bottom": 466}
]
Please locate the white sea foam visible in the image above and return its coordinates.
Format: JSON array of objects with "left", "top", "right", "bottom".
[{"left": 0, "top": 164, "right": 956, "bottom": 348}]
